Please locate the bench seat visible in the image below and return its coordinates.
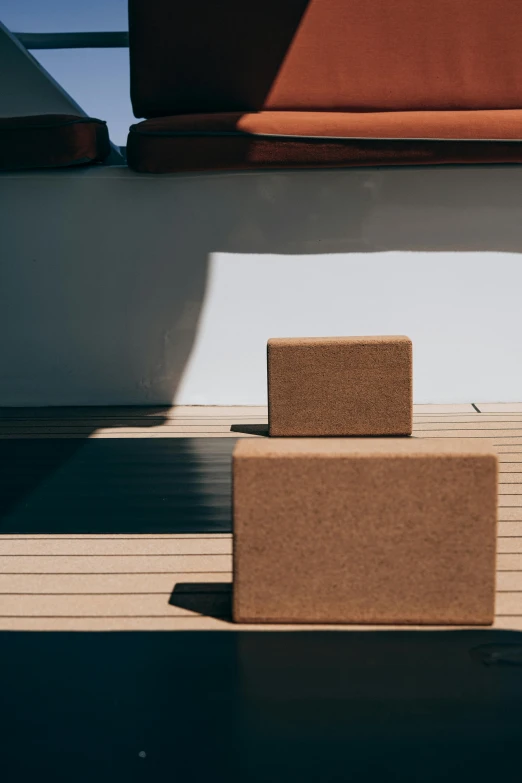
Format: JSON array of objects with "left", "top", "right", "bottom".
[{"left": 127, "top": 110, "right": 522, "bottom": 174}]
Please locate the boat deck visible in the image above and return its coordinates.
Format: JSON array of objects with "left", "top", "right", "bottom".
[{"left": 1, "top": 403, "right": 521, "bottom": 632}]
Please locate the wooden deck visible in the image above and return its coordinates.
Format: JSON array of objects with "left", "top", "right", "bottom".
[{"left": 0, "top": 403, "right": 521, "bottom": 632}]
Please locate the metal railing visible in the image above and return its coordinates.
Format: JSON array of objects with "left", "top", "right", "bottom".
[{"left": 14, "top": 32, "right": 129, "bottom": 50}]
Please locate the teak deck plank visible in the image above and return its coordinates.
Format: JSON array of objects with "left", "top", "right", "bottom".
[{"left": 0, "top": 403, "right": 521, "bottom": 631}]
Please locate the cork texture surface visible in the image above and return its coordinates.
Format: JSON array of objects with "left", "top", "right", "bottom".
[
  {"left": 233, "top": 437, "right": 498, "bottom": 625},
  {"left": 267, "top": 336, "right": 412, "bottom": 436}
]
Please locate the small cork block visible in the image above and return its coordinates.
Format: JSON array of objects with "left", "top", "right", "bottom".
[
  {"left": 267, "top": 335, "right": 412, "bottom": 436},
  {"left": 233, "top": 437, "right": 498, "bottom": 625}
]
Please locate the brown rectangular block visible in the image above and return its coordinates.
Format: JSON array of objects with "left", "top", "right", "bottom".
[
  {"left": 233, "top": 437, "right": 498, "bottom": 625},
  {"left": 267, "top": 336, "right": 412, "bottom": 436}
]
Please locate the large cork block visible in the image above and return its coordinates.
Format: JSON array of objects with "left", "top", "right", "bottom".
[
  {"left": 233, "top": 437, "right": 498, "bottom": 625},
  {"left": 267, "top": 336, "right": 412, "bottom": 436}
]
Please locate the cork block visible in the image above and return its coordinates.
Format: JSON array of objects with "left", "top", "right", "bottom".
[
  {"left": 267, "top": 336, "right": 412, "bottom": 436},
  {"left": 233, "top": 437, "right": 498, "bottom": 625}
]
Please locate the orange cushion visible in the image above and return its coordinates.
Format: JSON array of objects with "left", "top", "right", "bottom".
[
  {"left": 129, "top": 0, "right": 522, "bottom": 117},
  {"left": 0, "top": 115, "right": 111, "bottom": 171},
  {"left": 127, "top": 111, "right": 522, "bottom": 174}
]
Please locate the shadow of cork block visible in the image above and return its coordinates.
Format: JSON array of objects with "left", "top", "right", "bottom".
[
  {"left": 233, "top": 437, "right": 498, "bottom": 625},
  {"left": 267, "top": 336, "right": 412, "bottom": 436}
]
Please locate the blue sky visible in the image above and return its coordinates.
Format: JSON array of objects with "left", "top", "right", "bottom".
[{"left": 2, "top": 1, "right": 135, "bottom": 144}]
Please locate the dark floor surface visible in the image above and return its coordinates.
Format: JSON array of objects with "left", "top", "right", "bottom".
[{"left": 1, "top": 630, "right": 522, "bottom": 782}]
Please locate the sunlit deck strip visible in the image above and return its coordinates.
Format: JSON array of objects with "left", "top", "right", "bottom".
[{"left": 0, "top": 403, "right": 521, "bottom": 631}]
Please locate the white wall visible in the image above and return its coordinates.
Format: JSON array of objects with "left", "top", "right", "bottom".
[{"left": 1, "top": 165, "right": 521, "bottom": 406}]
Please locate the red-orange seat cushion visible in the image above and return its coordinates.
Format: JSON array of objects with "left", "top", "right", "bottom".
[
  {"left": 129, "top": 0, "right": 522, "bottom": 118},
  {"left": 0, "top": 115, "right": 111, "bottom": 171},
  {"left": 127, "top": 111, "right": 522, "bottom": 173}
]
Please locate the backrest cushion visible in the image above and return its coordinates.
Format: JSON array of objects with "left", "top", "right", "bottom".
[{"left": 129, "top": 0, "right": 522, "bottom": 118}]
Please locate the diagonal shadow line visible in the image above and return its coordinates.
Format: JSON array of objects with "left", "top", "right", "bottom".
[
  {"left": 129, "top": 0, "right": 313, "bottom": 115},
  {"left": 169, "top": 582, "right": 233, "bottom": 622},
  {"left": 230, "top": 423, "right": 269, "bottom": 437},
  {"left": 0, "top": 436, "right": 235, "bottom": 535},
  {"left": 0, "top": 415, "right": 169, "bottom": 524}
]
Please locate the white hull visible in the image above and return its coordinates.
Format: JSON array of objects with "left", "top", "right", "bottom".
[{"left": 1, "top": 165, "right": 521, "bottom": 406}]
